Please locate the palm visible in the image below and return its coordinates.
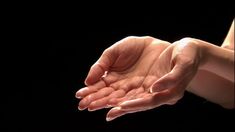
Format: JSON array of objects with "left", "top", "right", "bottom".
[{"left": 76, "top": 37, "right": 170, "bottom": 111}]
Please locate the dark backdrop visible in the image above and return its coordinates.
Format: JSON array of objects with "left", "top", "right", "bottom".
[{"left": 5, "top": 7, "right": 234, "bottom": 132}]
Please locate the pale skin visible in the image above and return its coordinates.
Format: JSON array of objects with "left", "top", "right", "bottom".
[
  {"left": 188, "top": 20, "right": 234, "bottom": 109},
  {"left": 76, "top": 20, "right": 234, "bottom": 121}
]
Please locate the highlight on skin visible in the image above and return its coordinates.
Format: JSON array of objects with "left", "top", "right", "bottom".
[{"left": 76, "top": 21, "right": 234, "bottom": 121}]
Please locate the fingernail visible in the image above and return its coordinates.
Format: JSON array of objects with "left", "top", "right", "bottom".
[
  {"left": 75, "top": 92, "right": 81, "bottom": 99},
  {"left": 106, "top": 116, "right": 118, "bottom": 122},
  {"left": 106, "top": 107, "right": 121, "bottom": 121},
  {"left": 76, "top": 88, "right": 88, "bottom": 99},
  {"left": 84, "top": 80, "right": 88, "bottom": 86},
  {"left": 88, "top": 107, "right": 95, "bottom": 111},
  {"left": 78, "top": 106, "right": 85, "bottom": 111},
  {"left": 106, "top": 117, "right": 113, "bottom": 122},
  {"left": 76, "top": 95, "right": 82, "bottom": 99},
  {"left": 151, "top": 83, "right": 164, "bottom": 93}
]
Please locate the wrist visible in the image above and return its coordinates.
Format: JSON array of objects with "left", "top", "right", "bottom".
[
  {"left": 196, "top": 39, "right": 234, "bottom": 82},
  {"left": 196, "top": 39, "right": 209, "bottom": 71},
  {"left": 176, "top": 37, "right": 208, "bottom": 71}
]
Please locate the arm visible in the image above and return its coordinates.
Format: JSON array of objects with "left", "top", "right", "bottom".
[
  {"left": 221, "top": 20, "right": 234, "bottom": 50},
  {"left": 199, "top": 40, "right": 234, "bottom": 82},
  {"left": 76, "top": 24, "right": 234, "bottom": 121},
  {"left": 188, "top": 69, "right": 234, "bottom": 109},
  {"left": 187, "top": 38, "right": 234, "bottom": 109}
]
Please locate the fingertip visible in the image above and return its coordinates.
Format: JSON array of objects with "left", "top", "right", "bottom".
[
  {"left": 78, "top": 98, "right": 89, "bottom": 111},
  {"left": 84, "top": 75, "right": 93, "bottom": 86},
  {"left": 106, "top": 107, "right": 123, "bottom": 122},
  {"left": 75, "top": 87, "right": 88, "bottom": 98},
  {"left": 85, "top": 63, "right": 106, "bottom": 86},
  {"left": 75, "top": 91, "right": 82, "bottom": 99},
  {"left": 84, "top": 80, "right": 88, "bottom": 86},
  {"left": 84, "top": 78, "right": 92, "bottom": 86},
  {"left": 150, "top": 83, "right": 165, "bottom": 93},
  {"left": 75, "top": 94, "right": 81, "bottom": 99},
  {"left": 85, "top": 77, "right": 94, "bottom": 86},
  {"left": 149, "top": 86, "right": 154, "bottom": 93},
  {"left": 78, "top": 105, "right": 86, "bottom": 111},
  {"left": 151, "top": 73, "right": 176, "bottom": 93},
  {"left": 106, "top": 116, "right": 115, "bottom": 122}
]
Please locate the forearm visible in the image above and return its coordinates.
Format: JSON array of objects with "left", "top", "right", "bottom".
[
  {"left": 199, "top": 39, "right": 234, "bottom": 82},
  {"left": 185, "top": 38, "right": 234, "bottom": 108},
  {"left": 187, "top": 70, "right": 234, "bottom": 109},
  {"left": 221, "top": 20, "right": 234, "bottom": 50}
]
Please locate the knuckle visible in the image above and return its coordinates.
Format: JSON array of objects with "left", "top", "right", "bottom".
[
  {"left": 179, "top": 37, "right": 199, "bottom": 49},
  {"left": 102, "top": 48, "right": 110, "bottom": 56},
  {"left": 124, "top": 36, "right": 138, "bottom": 40},
  {"left": 143, "top": 36, "right": 154, "bottom": 40},
  {"left": 125, "top": 36, "right": 155, "bottom": 44},
  {"left": 179, "top": 37, "right": 195, "bottom": 43}
]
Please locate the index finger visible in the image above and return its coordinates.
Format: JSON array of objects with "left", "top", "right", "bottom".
[{"left": 76, "top": 80, "right": 106, "bottom": 99}]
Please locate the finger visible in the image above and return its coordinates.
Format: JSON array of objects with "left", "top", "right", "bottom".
[
  {"left": 150, "top": 39, "right": 200, "bottom": 93},
  {"left": 135, "top": 92, "right": 147, "bottom": 98},
  {"left": 120, "top": 91, "right": 172, "bottom": 111},
  {"left": 76, "top": 80, "right": 106, "bottom": 98},
  {"left": 108, "top": 89, "right": 138, "bottom": 106},
  {"left": 88, "top": 89, "right": 126, "bottom": 111},
  {"left": 78, "top": 87, "right": 114, "bottom": 110},
  {"left": 172, "top": 38, "right": 199, "bottom": 63},
  {"left": 88, "top": 97, "right": 109, "bottom": 111},
  {"left": 85, "top": 47, "right": 117, "bottom": 85},
  {"left": 150, "top": 60, "right": 195, "bottom": 93},
  {"left": 108, "top": 89, "right": 126, "bottom": 99},
  {"left": 150, "top": 72, "right": 177, "bottom": 93},
  {"left": 107, "top": 87, "right": 144, "bottom": 106},
  {"left": 120, "top": 97, "right": 152, "bottom": 111},
  {"left": 110, "top": 76, "right": 144, "bottom": 92},
  {"left": 106, "top": 102, "right": 150, "bottom": 122},
  {"left": 106, "top": 107, "right": 127, "bottom": 122},
  {"left": 106, "top": 90, "right": 127, "bottom": 106}
]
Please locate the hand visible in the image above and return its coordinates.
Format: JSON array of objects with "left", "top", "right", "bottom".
[
  {"left": 118, "top": 38, "right": 202, "bottom": 118},
  {"left": 75, "top": 37, "right": 202, "bottom": 121},
  {"left": 75, "top": 36, "right": 170, "bottom": 120}
]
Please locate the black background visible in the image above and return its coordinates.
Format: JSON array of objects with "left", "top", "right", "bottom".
[{"left": 4, "top": 6, "right": 234, "bottom": 132}]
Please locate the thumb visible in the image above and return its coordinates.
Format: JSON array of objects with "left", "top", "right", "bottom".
[
  {"left": 150, "top": 73, "right": 175, "bottom": 93},
  {"left": 85, "top": 47, "right": 117, "bottom": 85},
  {"left": 150, "top": 57, "right": 196, "bottom": 93}
]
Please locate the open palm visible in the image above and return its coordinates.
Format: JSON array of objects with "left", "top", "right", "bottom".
[{"left": 76, "top": 36, "right": 170, "bottom": 117}]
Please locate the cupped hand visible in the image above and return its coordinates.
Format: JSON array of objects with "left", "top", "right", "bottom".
[
  {"left": 75, "top": 36, "right": 170, "bottom": 118},
  {"left": 75, "top": 37, "right": 202, "bottom": 121},
  {"left": 116, "top": 38, "right": 202, "bottom": 120}
]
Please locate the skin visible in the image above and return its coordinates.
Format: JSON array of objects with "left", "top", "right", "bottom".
[
  {"left": 188, "top": 20, "right": 234, "bottom": 109},
  {"left": 76, "top": 21, "right": 234, "bottom": 121},
  {"left": 76, "top": 36, "right": 173, "bottom": 120},
  {"left": 221, "top": 20, "right": 234, "bottom": 50}
]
